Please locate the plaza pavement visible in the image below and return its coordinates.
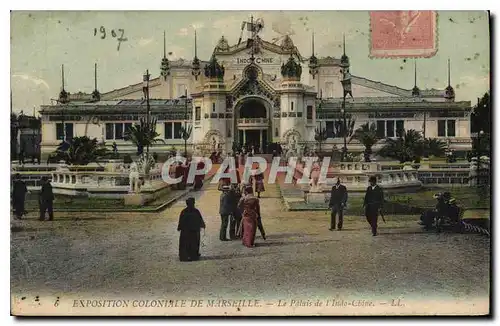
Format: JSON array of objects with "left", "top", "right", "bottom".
[{"left": 10, "top": 177, "right": 490, "bottom": 315}]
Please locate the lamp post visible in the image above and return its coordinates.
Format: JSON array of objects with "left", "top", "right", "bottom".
[
  {"left": 184, "top": 88, "right": 188, "bottom": 157},
  {"left": 143, "top": 70, "right": 151, "bottom": 156},
  {"left": 340, "top": 75, "right": 351, "bottom": 162}
]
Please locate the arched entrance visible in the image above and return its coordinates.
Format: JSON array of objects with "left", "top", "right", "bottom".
[{"left": 234, "top": 96, "right": 272, "bottom": 152}]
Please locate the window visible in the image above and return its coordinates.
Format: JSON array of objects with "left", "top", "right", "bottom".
[
  {"left": 396, "top": 120, "right": 405, "bottom": 137},
  {"left": 164, "top": 122, "right": 183, "bottom": 139},
  {"left": 386, "top": 120, "right": 395, "bottom": 138},
  {"left": 438, "top": 119, "right": 456, "bottom": 137},
  {"left": 165, "top": 123, "right": 173, "bottom": 139},
  {"left": 376, "top": 120, "right": 404, "bottom": 138},
  {"left": 275, "top": 127, "right": 279, "bottom": 137},
  {"left": 195, "top": 107, "right": 201, "bottom": 121},
  {"left": 376, "top": 120, "right": 385, "bottom": 138},
  {"left": 56, "top": 123, "right": 73, "bottom": 140},
  {"left": 307, "top": 105, "right": 313, "bottom": 120},
  {"left": 326, "top": 121, "right": 334, "bottom": 138},
  {"left": 177, "top": 84, "right": 186, "bottom": 97},
  {"left": 212, "top": 103, "right": 216, "bottom": 113},
  {"left": 291, "top": 101, "right": 294, "bottom": 111},
  {"left": 105, "top": 123, "right": 132, "bottom": 140}
]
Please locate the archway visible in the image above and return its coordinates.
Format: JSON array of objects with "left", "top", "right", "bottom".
[
  {"left": 233, "top": 96, "right": 272, "bottom": 153},
  {"left": 239, "top": 99, "right": 267, "bottom": 119}
]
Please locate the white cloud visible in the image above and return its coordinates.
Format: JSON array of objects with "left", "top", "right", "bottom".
[
  {"left": 138, "top": 38, "right": 154, "bottom": 47},
  {"left": 12, "top": 74, "right": 50, "bottom": 89},
  {"left": 178, "top": 28, "right": 189, "bottom": 37}
]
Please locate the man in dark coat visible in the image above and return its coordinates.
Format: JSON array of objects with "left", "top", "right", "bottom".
[
  {"left": 177, "top": 197, "right": 206, "bottom": 262},
  {"left": 39, "top": 176, "right": 54, "bottom": 221},
  {"left": 229, "top": 184, "right": 242, "bottom": 240},
  {"left": 363, "top": 176, "right": 384, "bottom": 236},
  {"left": 12, "top": 173, "right": 28, "bottom": 219},
  {"left": 219, "top": 185, "right": 234, "bottom": 241},
  {"left": 328, "top": 177, "right": 348, "bottom": 231}
]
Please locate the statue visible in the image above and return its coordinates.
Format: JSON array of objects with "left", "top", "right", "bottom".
[
  {"left": 129, "top": 162, "right": 140, "bottom": 193},
  {"left": 212, "top": 137, "right": 217, "bottom": 151},
  {"left": 309, "top": 162, "right": 322, "bottom": 193}
]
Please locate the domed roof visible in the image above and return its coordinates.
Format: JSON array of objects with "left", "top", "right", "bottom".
[
  {"left": 444, "top": 85, "right": 455, "bottom": 100},
  {"left": 340, "top": 53, "right": 350, "bottom": 68},
  {"left": 411, "top": 85, "right": 420, "bottom": 97},
  {"left": 204, "top": 55, "right": 225, "bottom": 80},
  {"left": 281, "top": 55, "right": 302, "bottom": 80},
  {"left": 280, "top": 35, "right": 295, "bottom": 51},
  {"left": 215, "top": 36, "right": 230, "bottom": 52}
]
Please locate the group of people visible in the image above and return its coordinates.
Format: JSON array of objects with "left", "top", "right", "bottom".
[
  {"left": 419, "top": 191, "right": 460, "bottom": 230},
  {"left": 328, "top": 175, "right": 384, "bottom": 236},
  {"left": 11, "top": 174, "right": 55, "bottom": 221},
  {"left": 172, "top": 159, "right": 205, "bottom": 190},
  {"left": 176, "top": 168, "right": 268, "bottom": 261}
]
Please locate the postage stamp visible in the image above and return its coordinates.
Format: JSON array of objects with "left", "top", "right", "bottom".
[{"left": 369, "top": 11, "right": 438, "bottom": 58}]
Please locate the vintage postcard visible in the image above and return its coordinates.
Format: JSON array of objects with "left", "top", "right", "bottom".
[{"left": 10, "top": 10, "right": 490, "bottom": 316}]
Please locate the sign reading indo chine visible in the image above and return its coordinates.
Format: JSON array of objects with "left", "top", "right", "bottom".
[{"left": 234, "top": 57, "right": 281, "bottom": 65}]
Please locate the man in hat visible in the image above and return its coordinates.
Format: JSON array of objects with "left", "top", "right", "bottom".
[
  {"left": 328, "top": 177, "right": 348, "bottom": 231},
  {"left": 229, "top": 183, "right": 242, "bottom": 240},
  {"left": 219, "top": 184, "right": 234, "bottom": 241},
  {"left": 363, "top": 176, "right": 384, "bottom": 236},
  {"left": 39, "top": 176, "right": 54, "bottom": 221}
]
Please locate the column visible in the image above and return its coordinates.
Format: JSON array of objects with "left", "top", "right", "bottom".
[
  {"left": 259, "top": 129, "right": 263, "bottom": 151},
  {"left": 242, "top": 130, "right": 246, "bottom": 145}
]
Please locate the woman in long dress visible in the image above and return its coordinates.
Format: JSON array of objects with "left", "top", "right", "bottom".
[
  {"left": 254, "top": 172, "right": 265, "bottom": 198},
  {"left": 193, "top": 160, "right": 205, "bottom": 190},
  {"left": 177, "top": 197, "right": 206, "bottom": 261},
  {"left": 238, "top": 186, "right": 262, "bottom": 248}
]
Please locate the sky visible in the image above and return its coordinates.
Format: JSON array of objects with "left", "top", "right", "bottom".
[{"left": 10, "top": 11, "right": 490, "bottom": 114}]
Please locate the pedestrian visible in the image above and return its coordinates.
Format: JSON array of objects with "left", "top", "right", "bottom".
[
  {"left": 229, "top": 183, "right": 242, "bottom": 240},
  {"left": 193, "top": 159, "right": 205, "bottom": 190},
  {"left": 363, "top": 176, "right": 384, "bottom": 236},
  {"left": 237, "top": 185, "right": 264, "bottom": 248},
  {"left": 177, "top": 197, "right": 206, "bottom": 262},
  {"left": 219, "top": 185, "right": 234, "bottom": 241},
  {"left": 12, "top": 173, "right": 28, "bottom": 219},
  {"left": 254, "top": 171, "right": 265, "bottom": 198},
  {"left": 328, "top": 177, "right": 348, "bottom": 231},
  {"left": 39, "top": 176, "right": 54, "bottom": 221}
]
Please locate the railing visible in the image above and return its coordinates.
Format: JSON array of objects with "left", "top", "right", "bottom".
[{"left": 237, "top": 118, "right": 269, "bottom": 125}]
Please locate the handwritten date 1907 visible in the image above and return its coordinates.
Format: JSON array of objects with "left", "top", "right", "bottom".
[{"left": 93, "top": 26, "right": 128, "bottom": 51}]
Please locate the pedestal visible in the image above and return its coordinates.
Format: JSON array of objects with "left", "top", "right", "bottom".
[
  {"left": 305, "top": 192, "right": 326, "bottom": 204},
  {"left": 124, "top": 193, "right": 145, "bottom": 206}
]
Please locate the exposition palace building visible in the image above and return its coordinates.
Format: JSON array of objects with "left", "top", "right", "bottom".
[{"left": 39, "top": 30, "right": 472, "bottom": 157}]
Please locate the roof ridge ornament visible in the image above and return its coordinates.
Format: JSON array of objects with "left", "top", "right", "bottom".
[
  {"left": 412, "top": 60, "right": 420, "bottom": 97},
  {"left": 308, "top": 31, "right": 319, "bottom": 79},
  {"left": 281, "top": 55, "right": 302, "bottom": 80},
  {"left": 160, "top": 30, "right": 170, "bottom": 79},
  {"left": 204, "top": 54, "right": 225, "bottom": 80},
  {"left": 192, "top": 30, "right": 201, "bottom": 80},
  {"left": 444, "top": 58, "right": 455, "bottom": 101},
  {"left": 58, "top": 64, "right": 69, "bottom": 104}
]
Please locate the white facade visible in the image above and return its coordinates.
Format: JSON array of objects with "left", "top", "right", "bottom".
[{"left": 39, "top": 34, "right": 472, "bottom": 156}]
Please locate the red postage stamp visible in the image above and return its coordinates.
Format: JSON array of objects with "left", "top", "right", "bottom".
[{"left": 370, "top": 11, "right": 437, "bottom": 58}]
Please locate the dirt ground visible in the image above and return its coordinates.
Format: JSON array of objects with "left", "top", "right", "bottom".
[{"left": 11, "top": 181, "right": 490, "bottom": 315}]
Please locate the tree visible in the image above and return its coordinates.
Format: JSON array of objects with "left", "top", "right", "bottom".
[
  {"left": 352, "top": 122, "right": 380, "bottom": 162},
  {"left": 422, "top": 138, "right": 446, "bottom": 158},
  {"left": 10, "top": 113, "right": 18, "bottom": 160},
  {"left": 471, "top": 92, "right": 491, "bottom": 157},
  {"left": 314, "top": 127, "right": 328, "bottom": 154},
  {"left": 54, "top": 136, "right": 109, "bottom": 165},
  {"left": 180, "top": 124, "right": 192, "bottom": 157},
  {"left": 124, "top": 117, "right": 165, "bottom": 156},
  {"left": 378, "top": 129, "right": 424, "bottom": 163}
]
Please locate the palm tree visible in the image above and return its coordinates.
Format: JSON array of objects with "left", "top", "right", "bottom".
[
  {"left": 314, "top": 127, "right": 328, "bottom": 154},
  {"left": 124, "top": 117, "right": 165, "bottom": 156},
  {"left": 54, "top": 136, "right": 109, "bottom": 165},
  {"left": 422, "top": 138, "right": 446, "bottom": 158},
  {"left": 180, "top": 124, "right": 192, "bottom": 157},
  {"left": 352, "top": 122, "right": 380, "bottom": 162},
  {"left": 378, "top": 129, "right": 424, "bottom": 163}
]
